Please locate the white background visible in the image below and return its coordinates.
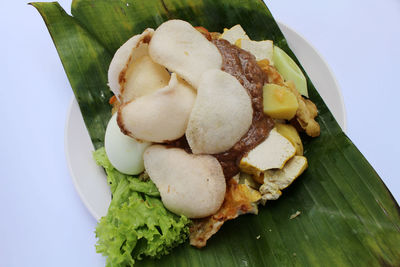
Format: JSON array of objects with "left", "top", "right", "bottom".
[{"left": 0, "top": 0, "right": 399, "bottom": 266}]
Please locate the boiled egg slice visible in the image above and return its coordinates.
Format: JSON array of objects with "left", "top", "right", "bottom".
[{"left": 104, "top": 113, "right": 151, "bottom": 175}]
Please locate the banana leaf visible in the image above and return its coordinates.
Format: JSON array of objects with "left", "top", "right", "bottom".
[{"left": 32, "top": 0, "right": 400, "bottom": 266}]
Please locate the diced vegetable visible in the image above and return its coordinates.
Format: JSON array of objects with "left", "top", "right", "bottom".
[
  {"left": 273, "top": 46, "right": 308, "bottom": 97},
  {"left": 263, "top": 84, "right": 298, "bottom": 120}
]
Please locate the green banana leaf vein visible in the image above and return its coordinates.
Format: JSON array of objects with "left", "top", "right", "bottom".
[{"left": 31, "top": 0, "right": 400, "bottom": 266}]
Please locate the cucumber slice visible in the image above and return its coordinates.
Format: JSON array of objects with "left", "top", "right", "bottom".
[{"left": 273, "top": 46, "right": 308, "bottom": 97}]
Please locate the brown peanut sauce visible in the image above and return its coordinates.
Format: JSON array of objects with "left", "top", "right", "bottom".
[
  {"left": 211, "top": 39, "right": 274, "bottom": 178},
  {"left": 168, "top": 39, "right": 274, "bottom": 178}
]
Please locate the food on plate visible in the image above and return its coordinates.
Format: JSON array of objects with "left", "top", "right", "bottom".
[
  {"left": 148, "top": 19, "right": 222, "bottom": 88},
  {"left": 122, "top": 55, "right": 170, "bottom": 101},
  {"left": 211, "top": 37, "right": 275, "bottom": 178},
  {"left": 263, "top": 83, "right": 299, "bottom": 120},
  {"left": 186, "top": 69, "right": 253, "bottom": 154},
  {"left": 239, "top": 128, "right": 296, "bottom": 180},
  {"left": 285, "top": 81, "right": 320, "bottom": 136},
  {"left": 117, "top": 73, "right": 196, "bottom": 142},
  {"left": 189, "top": 178, "right": 261, "bottom": 248},
  {"left": 238, "top": 39, "right": 274, "bottom": 63},
  {"left": 144, "top": 145, "right": 226, "bottom": 218},
  {"left": 260, "top": 155, "right": 308, "bottom": 203},
  {"left": 273, "top": 45, "right": 308, "bottom": 97},
  {"left": 96, "top": 18, "right": 321, "bottom": 263},
  {"left": 93, "top": 148, "right": 189, "bottom": 267},
  {"left": 108, "top": 28, "right": 155, "bottom": 101},
  {"left": 238, "top": 171, "right": 260, "bottom": 189},
  {"left": 104, "top": 113, "right": 151, "bottom": 175},
  {"left": 275, "top": 123, "right": 304, "bottom": 155},
  {"left": 257, "top": 58, "right": 285, "bottom": 85},
  {"left": 219, "top": 25, "right": 273, "bottom": 64},
  {"left": 219, "top": 24, "right": 249, "bottom": 44}
]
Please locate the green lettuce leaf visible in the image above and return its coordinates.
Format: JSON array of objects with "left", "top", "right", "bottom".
[
  {"left": 94, "top": 147, "right": 190, "bottom": 266},
  {"left": 93, "top": 147, "right": 159, "bottom": 197}
]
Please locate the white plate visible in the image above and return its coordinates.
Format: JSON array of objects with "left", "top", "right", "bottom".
[{"left": 65, "top": 22, "right": 347, "bottom": 221}]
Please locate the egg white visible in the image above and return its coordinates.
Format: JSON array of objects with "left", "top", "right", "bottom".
[{"left": 105, "top": 113, "right": 151, "bottom": 175}]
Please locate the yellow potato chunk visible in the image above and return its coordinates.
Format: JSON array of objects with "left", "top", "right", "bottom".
[
  {"left": 263, "top": 84, "right": 298, "bottom": 120},
  {"left": 275, "top": 123, "right": 303, "bottom": 155}
]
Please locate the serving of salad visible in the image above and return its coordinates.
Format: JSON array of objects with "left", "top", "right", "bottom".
[{"left": 93, "top": 19, "right": 320, "bottom": 266}]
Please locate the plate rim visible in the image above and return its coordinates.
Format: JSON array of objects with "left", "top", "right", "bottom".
[
  {"left": 278, "top": 21, "right": 347, "bottom": 130},
  {"left": 64, "top": 102, "right": 102, "bottom": 220}
]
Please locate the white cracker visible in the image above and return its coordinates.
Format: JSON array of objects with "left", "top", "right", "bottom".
[
  {"left": 149, "top": 19, "right": 222, "bottom": 88},
  {"left": 144, "top": 145, "right": 226, "bottom": 218},
  {"left": 107, "top": 28, "right": 154, "bottom": 100},
  {"left": 186, "top": 69, "right": 253, "bottom": 154},
  {"left": 118, "top": 73, "right": 196, "bottom": 142}
]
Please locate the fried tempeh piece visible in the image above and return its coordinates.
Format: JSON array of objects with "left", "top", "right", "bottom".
[
  {"left": 285, "top": 81, "right": 320, "bottom": 137},
  {"left": 189, "top": 179, "right": 260, "bottom": 248}
]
